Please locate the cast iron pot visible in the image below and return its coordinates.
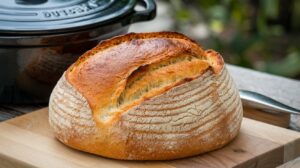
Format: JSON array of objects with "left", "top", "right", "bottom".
[{"left": 0, "top": 0, "right": 156, "bottom": 104}]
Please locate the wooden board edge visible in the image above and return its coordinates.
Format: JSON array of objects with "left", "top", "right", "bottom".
[{"left": 284, "top": 139, "right": 300, "bottom": 162}]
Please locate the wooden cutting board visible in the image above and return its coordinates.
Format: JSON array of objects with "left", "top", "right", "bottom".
[{"left": 0, "top": 108, "right": 300, "bottom": 168}]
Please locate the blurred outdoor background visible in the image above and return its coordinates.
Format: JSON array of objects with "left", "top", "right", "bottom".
[{"left": 131, "top": 0, "right": 300, "bottom": 79}]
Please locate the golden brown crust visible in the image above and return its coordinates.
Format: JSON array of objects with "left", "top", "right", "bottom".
[
  {"left": 49, "top": 32, "right": 242, "bottom": 160},
  {"left": 68, "top": 32, "right": 201, "bottom": 68},
  {"left": 66, "top": 32, "right": 224, "bottom": 125}
]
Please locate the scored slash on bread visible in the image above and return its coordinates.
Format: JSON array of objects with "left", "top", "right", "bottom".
[
  {"left": 66, "top": 32, "right": 224, "bottom": 124},
  {"left": 49, "top": 32, "right": 243, "bottom": 160}
]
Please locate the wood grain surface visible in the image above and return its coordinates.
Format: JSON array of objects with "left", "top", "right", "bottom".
[{"left": 0, "top": 108, "right": 299, "bottom": 168}]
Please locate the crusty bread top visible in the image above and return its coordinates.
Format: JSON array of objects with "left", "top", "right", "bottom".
[{"left": 66, "top": 32, "right": 224, "bottom": 125}]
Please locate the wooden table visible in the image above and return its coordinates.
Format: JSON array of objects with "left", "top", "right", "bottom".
[{"left": 0, "top": 104, "right": 46, "bottom": 122}]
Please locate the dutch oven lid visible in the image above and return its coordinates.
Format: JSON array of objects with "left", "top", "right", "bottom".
[{"left": 0, "top": 0, "right": 156, "bottom": 35}]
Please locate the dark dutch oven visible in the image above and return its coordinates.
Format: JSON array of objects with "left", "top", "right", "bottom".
[{"left": 0, "top": 0, "right": 156, "bottom": 104}]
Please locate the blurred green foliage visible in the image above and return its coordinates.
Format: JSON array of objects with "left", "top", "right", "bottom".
[{"left": 166, "top": 0, "right": 300, "bottom": 78}]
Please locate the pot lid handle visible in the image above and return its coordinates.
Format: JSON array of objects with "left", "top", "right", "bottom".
[
  {"left": 129, "top": 0, "right": 156, "bottom": 24},
  {"left": 15, "top": 0, "right": 47, "bottom": 5}
]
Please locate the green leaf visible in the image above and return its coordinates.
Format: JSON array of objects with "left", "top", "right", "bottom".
[
  {"left": 262, "top": 0, "right": 279, "bottom": 19},
  {"left": 208, "top": 5, "right": 228, "bottom": 22},
  {"left": 175, "top": 9, "right": 191, "bottom": 21}
]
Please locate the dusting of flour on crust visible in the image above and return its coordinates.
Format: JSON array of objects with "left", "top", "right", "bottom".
[
  {"left": 119, "top": 68, "right": 243, "bottom": 154},
  {"left": 49, "top": 73, "right": 96, "bottom": 143}
]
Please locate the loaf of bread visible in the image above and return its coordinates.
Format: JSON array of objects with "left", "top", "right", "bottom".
[{"left": 49, "top": 32, "right": 243, "bottom": 160}]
